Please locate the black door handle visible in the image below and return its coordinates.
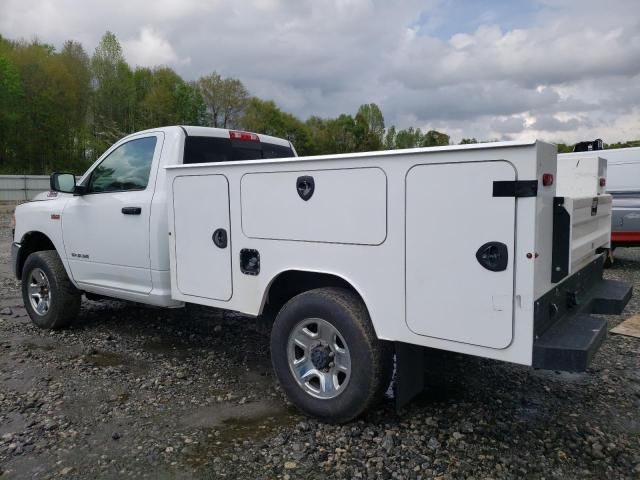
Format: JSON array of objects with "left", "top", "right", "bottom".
[
  {"left": 121, "top": 207, "right": 142, "bottom": 215},
  {"left": 475, "top": 242, "right": 508, "bottom": 272},
  {"left": 212, "top": 228, "right": 228, "bottom": 248}
]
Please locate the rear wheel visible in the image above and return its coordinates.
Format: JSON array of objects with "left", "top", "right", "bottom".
[
  {"left": 21, "top": 250, "right": 81, "bottom": 329},
  {"left": 270, "top": 287, "right": 392, "bottom": 423}
]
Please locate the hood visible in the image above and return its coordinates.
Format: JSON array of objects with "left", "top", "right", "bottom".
[{"left": 30, "top": 191, "right": 72, "bottom": 202}]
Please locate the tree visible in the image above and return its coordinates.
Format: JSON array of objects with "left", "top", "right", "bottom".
[
  {"left": 59, "top": 40, "right": 91, "bottom": 170},
  {"left": 0, "top": 53, "right": 24, "bottom": 170},
  {"left": 176, "top": 81, "right": 207, "bottom": 126},
  {"left": 421, "top": 130, "right": 449, "bottom": 147},
  {"left": 197, "top": 72, "right": 248, "bottom": 128},
  {"left": 354, "top": 103, "right": 385, "bottom": 151},
  {"left": 91, "top": 31, "right": 135, "bottom": 151},
  {"left": 460, "top": 137, "right": 478, "bottom": 144},
  {"left": 241, "top": 98, "right": 312, "bottom": 154},
  {"left": 384, "top": 126, "right": 396, "bottom": 150}
]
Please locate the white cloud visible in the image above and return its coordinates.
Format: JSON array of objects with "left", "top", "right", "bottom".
[
  {"left": 122, "top": 27, "right": 189, "bottom": 68},
  {"left": 1, "top": 0, "right": 639, "bottom": 143}
]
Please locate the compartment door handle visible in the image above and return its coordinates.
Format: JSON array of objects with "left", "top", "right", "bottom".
[
  {"left": 476, "top": 242, "right": 508, "bottom": 272},
  {"left": 212, "top": 228, "right": 228, "bottom": 249}
]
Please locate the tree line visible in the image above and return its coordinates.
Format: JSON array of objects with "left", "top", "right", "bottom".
[{"left": 0, "top": 31, "right": 636, "bottom": 174}]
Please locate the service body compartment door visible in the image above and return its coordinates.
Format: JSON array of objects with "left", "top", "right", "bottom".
[
  {"left": 172, "top": 175, "right": 232, "bottom": 301},
  {"left": 405, "top": 161, "right": 516, "bottom": 349},
  {"left": 241, "top": 168, "right": 387, "bottom": 245}
]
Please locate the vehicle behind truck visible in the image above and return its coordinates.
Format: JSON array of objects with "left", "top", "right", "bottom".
[
  {"left": 12, "top": 127, "right": 632, "bottom": 423},
  {"left": 560, "top": 145, "right": 640, "bottom": 250}
]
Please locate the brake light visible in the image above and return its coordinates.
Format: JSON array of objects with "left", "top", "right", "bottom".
[
  {"left": 542, "top": 173, "right": 554, "bottom": 186},
  {"left": 599, "top": 177, "right": 606, "bottom": 187},
  {"left": 229, "top": 130, "right": 260, "bottom": 142}
]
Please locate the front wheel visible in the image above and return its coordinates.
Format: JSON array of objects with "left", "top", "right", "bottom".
[
  {"left": 21, "top": 250, "right": 81, "bottom": 329},
  {"left": 270, "top": 287, "right": 392, "bottom": 423}
]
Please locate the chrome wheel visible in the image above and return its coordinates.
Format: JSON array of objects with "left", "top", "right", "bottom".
[
  {"left": 287, "top": 318, "right": 351, "bottom": 399},
  {"left": 28, "top": 268, "right": 51, "bottom": 316}
]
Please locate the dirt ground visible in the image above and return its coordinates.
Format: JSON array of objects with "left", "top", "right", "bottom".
[{"left": 0, "top": 207, "right": 639, "bottom": 479}]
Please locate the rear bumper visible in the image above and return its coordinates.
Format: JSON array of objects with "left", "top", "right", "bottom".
[
  {"left": 533, "top": 255, "right": 632, "bottom": 371},
  {"left": 11, "top": 242, "right": 21, "bottom": 279}
]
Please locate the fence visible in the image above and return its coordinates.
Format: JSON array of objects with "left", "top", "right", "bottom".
[{"left": 0, "top": 175, "right": 50, "bottom": 202}]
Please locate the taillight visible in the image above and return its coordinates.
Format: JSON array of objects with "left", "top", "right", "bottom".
[
  {"left": 229, "top": 130, "right": 259, "bottom": 142},
  {"left": 542, "top": 173, "right": 554, "bottom": 186},
  {"left": 599, "top": 178, "right": 606, "bottom": 187}
]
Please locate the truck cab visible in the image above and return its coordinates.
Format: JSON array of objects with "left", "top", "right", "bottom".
[{"left": 12, "top": 126, "right": 296, "bottom": 308}]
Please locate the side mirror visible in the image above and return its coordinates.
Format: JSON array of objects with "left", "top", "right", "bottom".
[{"left": 50, "top": 172, "right": 77, "bottom": 194}]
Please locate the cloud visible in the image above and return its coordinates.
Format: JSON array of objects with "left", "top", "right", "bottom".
[
  {"left": 122, "top": 27, "right": 189, "bottom": 67},
  {"left": 1, "top": 0, "right": 639, "bottom": 143}
]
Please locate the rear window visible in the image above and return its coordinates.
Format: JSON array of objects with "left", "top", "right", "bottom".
[{"left": 183, "top": 136, "right": 295, "bottom": 164}]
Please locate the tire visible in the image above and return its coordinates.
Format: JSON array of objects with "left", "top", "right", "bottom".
[
  {"left": 21, "top": 250, "right": 81, "bottom": 329},
  {"left": 270, "top": 287, "right": 392, "bottom": 423}
]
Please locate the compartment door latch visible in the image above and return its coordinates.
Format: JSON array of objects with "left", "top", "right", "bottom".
[
  {"left": 476, "top": 242, "right": 509, "bottom": 272},
  {"left": 296, "top": 175, "right": 315, "bottom": 201}
]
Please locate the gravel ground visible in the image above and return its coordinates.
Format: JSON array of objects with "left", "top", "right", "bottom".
[{"left": 0, "top": 207, "right": 639, "bottom": 480}]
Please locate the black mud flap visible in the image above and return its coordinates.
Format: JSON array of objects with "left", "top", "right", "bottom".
[
  {"left": 394, "top": 342, "right": 425, "bottom": 410},
  {"left": 532, "top": 255, "right": 632, "bottom": 371}
]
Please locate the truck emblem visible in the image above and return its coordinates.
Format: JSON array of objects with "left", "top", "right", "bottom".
[{"left": 296, "top": 175, "right": 315, "bottom": 201}]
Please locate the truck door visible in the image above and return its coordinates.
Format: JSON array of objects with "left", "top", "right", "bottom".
[
  {"left": 171, "top": 175, "right": 232, "bottom": 301},
  {"left": 405, "top": 161, "right": 516, "bottom": 349},
  {"left": 62, "top": 134, "right": 162, "bottom": 294}
]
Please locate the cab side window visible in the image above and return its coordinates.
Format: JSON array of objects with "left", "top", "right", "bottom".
[{"left": 89, "top": 137, "right": 157, "bottom": 193}]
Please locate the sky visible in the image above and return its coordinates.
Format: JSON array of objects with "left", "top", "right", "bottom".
[{"left": 1, "top": 0, "right": 639, "bottom": 143}]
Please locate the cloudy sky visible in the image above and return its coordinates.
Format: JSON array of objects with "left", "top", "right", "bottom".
[{"left": 1, "top": 0, "right": 639, "bottom": 143}]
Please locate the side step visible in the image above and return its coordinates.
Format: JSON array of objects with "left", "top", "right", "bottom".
[
  {"left": 533, "top": 264, "right": 632, "bottom": 372},
  {"left": 532, "top": 314, "right": 607, "bottom": 371},
  {"left": 590, "top": 279, "right": 632, "bottom": 315}
]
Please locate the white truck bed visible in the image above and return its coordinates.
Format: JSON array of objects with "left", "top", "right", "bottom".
[{"left": 166, "top": 140, "right": 625, "bottom": 373}]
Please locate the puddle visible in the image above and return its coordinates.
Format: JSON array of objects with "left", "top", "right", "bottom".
[
  {"left": 179, "top": 400, "right": 291, "bottom": 430},
  {"left": 22, "top": 341, "right": 56, "bottom": 352},
  {"left": 142, "top": 337, "right": 191, "bottom": 358},
  {"left": 86, "top": 351, "right": 126, "bottom": 367},
  {"left": 81, "top": 350, "right": 149, "bottom": 375},
  {"left": 178, "top": 399, "right": 299, "bottom": 466}
]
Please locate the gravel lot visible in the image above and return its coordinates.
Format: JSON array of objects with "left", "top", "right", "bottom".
[{"left": 0, "top": 207, "right": 639, "bottom": 479}]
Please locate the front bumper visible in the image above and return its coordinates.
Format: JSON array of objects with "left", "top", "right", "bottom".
[
  {"left": 532, "top": 255, "right": 632, "bottom": 371},
  {"left": 11, "top": 242, "right": 21, "bottom": 279}
]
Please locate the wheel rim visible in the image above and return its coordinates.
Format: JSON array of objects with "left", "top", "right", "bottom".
[
  {"left": 287, "top": 318, "right": 351, "bottom": 399},
  {"left": 28, "top": 268, "right": 51, "bottom": 316}
]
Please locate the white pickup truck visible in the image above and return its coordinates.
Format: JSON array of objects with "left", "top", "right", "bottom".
[{"left": 11, "top": 126, "right": 631, "bottom": 423}]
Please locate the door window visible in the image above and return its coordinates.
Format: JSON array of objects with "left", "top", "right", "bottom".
[{"left": 88, "top": 137, "right": 157, "bottom": 193}]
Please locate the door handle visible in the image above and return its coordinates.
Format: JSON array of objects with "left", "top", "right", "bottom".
[
  {"left": 121, "top": 207, "right": 142, "bottom": 215},
  {"left": 212, "top": 228, "right": 228, "bottom": 248},
  {"left": 475, "top": 242, "right": 508, "bottom": 272}
]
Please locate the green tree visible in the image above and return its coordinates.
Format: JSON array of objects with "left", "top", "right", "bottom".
[
  {"left": 91, "top": 31, "right": 135, "bottom": 152},
  {"left": 0, "top": 53, "right": 24, "bottom": 170},
  {"left": 384, "top": 126, "right": 397, "bottom": 150},
  {"left": 421, "top": 130, "right": 449, "bottom": 147},
  {"left": 176, "top": 81, "right": 207, "bottom": 125},
  {"left": 198, "top": 72, "right": 249, "bottom": 128},
  {"left": 241, "top": 98, "right": 312, "bottom": 154},
  {"left": 354, "top": 103, "right": 385, "bottom": 151}
]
